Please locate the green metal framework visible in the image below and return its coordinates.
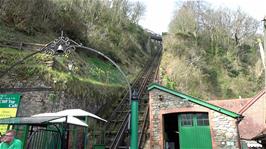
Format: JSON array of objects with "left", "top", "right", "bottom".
[
  {"left": 0, "top": 116, "right": 66, "bottom": 149},
  {"left": 148, "top": 83, "right": 242, "bottom": 119},
  {"left": 26, "top": 126, "right": 62, "bottom": 149},
  {"left": 0, "top": 116, "right": 95, "bottom": 149}
]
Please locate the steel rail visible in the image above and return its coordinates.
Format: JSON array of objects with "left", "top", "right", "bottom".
[
  {"left": 107, "top": 49, "right": 162, "bottom": 148},
  {"left": 106, "top": 62, "right": 153, "bottom": 148},
  {"left": 109, "top": 113, "right": 129, "bottom": 149},
  {"left": 138, "top": 48, "right": 162, "bottom": 148},
  {"left": 103, "top": 58, "right": 152, "bottom": 123}
]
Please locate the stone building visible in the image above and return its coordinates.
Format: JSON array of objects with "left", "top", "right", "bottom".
[
  {"left": 148, "top": 83, "right": 243, "bottom": 149},
  {"left": 209, "top": 90, "right": 266, "bottom": 148}
]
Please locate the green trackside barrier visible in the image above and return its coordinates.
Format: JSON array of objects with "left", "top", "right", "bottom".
[
  {"left": 93, "top": 144, "right": 105, "bottom": 149},
  {"left": 72, "top": 126, "right": 77, "bottom": 149},
  {"left": 22, "top": 125, "right": 29, "bottom": 149},
  {"left": 84, "top": 117, "right": 88, "bottom": 149},
  {"left": 240, "top": 141, "right": 248, "bottom": 149}
]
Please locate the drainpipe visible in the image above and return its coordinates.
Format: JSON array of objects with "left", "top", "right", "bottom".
[{"left": 236, "top": 116, "right": 244, "bottom": 149}]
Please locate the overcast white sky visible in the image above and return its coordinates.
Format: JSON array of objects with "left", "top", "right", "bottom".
[{"left": 132, "top": 0, "right": 266, "bottom": 34}]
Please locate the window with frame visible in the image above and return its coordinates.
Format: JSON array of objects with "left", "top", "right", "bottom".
[
  {"left": 180, "top": 113, "right": 193, "bottom": 126},
  {"left": 196, "top": 113, "right": 209, "bottom": 126}
]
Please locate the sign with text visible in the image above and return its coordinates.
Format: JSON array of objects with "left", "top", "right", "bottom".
[{"left": 0, "top": 93, "right": 21, "bottom": 134}]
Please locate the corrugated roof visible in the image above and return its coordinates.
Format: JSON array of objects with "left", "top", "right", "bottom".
[{"left": 148, "top": 83, "right": 242, "bottom": 119}]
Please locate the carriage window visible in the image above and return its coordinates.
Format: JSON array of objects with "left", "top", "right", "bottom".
[
  {"left": 196, "top": 113, "right": 209, "bottom": 126},
  {"left": 180, "top": 113, "right": 193, "bottom": 126}
]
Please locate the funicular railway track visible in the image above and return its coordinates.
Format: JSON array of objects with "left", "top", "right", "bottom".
[
  {"left": 104, "top": 47, "right": 162, "bottom": 149},
  {"left": 138, "top": 55, "right": 161, "bottom": 149}
]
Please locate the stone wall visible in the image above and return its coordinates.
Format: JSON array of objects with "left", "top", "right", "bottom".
[
  {"left": 1, "top": 75, "right": 121, "bottom": 117},
  {"left": 211, "top": 112, "right": 239, "bottom": 148},
  {"left": 1, "top": 76, "right": 56, "bottom": 116},
  {"left": 149, "top": 89, "right": 240, "bottom": 149}
]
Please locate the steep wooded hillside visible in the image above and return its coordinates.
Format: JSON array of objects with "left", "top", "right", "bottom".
[
  {"left": 0, "top": 0, "right": 160, "bottom": 116},
  {"left": 161, "top": 1, "right": 264, "bottom": 100}
]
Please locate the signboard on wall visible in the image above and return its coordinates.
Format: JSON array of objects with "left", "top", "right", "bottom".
[{"left": 0, "top": 93, "right": 21, "bottom": 134}]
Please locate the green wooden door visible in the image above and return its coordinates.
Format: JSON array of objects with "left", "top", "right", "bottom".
[{"left": 178, "top": 113, "right": 212, "bottom": 149}]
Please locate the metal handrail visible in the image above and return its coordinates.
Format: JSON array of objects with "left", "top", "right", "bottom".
[
  {"left": 104, "top": 58, "right": 152, "bottom": 124},
  {"left": 110, "top": 69, "right": 150, "bottom": 149},
  {"left": 109, "top": 112, "right": 130, "bottom": 149},
  {"left": 110, "top": 57, "right": 158, "bottom": 148},
  {"left": 138, "top": 106, "right": 149, "bottom": 148}
]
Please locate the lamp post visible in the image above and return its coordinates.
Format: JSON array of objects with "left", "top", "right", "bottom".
[
  {"left": 261, "top": 17, "right": 266, "bottom": 125},
  {"left": 258, "top": 39, "right": 266, "bottom": 88},
  {"left": 0, "top": 32, "right": 132, "bottom": 148},
  {"left": 263, "top": 16, "right": 266, "bottom": 89}
]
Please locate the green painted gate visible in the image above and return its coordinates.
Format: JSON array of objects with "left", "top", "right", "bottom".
[{"left": 178, "top": 113, "right": 212, "bottom": 149}]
